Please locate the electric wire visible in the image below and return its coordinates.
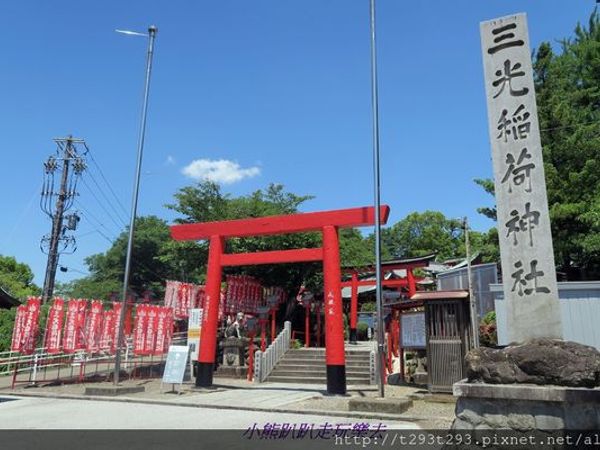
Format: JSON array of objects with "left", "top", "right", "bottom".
[
  {"left": 84, "top": 168, "right": 129, "bottom": 225},
  {"left": 80, "top": 177, "right": 127, "bottom": 230},
  {"left": 83, "top": 144, "right": 130, "bottom": 218}
]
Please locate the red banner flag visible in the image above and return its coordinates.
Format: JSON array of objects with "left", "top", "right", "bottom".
[
  {"left": 99, "top": 310, "right": 115, "bottom": 352},
  {"left": 44, "top": 298, "right": 65, "bottom": 353},
  {"left": 144, "top": 306, "right": 159, "bottom": 355},
  {"left": 63, "top": 300, "right": 79, "bottom": 353},
  {"left": 165, "top": 307, "right": 174, "bottom": 353},
  {"left": 111, "top": 302, "right": 122, "bottom": 353},
  {"left": 133, "top": 304, "right": 149, "bottom": 355},
  {"left": 85, "top": 300, "right": 103, "bottom": 353},
  {"left": 153, "top": 307, "right": 168, "bottom": 355},
  {"left": 11, "top": 305, "right": 27, "bottom": 352},
  {"left": 20, "top": 297, "right": 41, "bottom": 355},
  {"left": 75, "top": 299, "right": 87, "bottom": 351}
]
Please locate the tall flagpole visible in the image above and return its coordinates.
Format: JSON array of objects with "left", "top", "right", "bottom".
[
  {"left": 369, "top": 0, "right": 385, "bottom": 398},
  {"left": 113, "top": 25, "right": 157, "bottom": 385}
]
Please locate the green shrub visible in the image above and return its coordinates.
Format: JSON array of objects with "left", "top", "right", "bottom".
[
  {"left": 479, "top": 311, "right": 497, "bottom": 347},
  {"left": 357, "top": 322, "right": 369, "bottom": 340}
]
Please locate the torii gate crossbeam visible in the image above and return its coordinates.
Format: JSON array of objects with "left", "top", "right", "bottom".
[{"left": 171, "top": 205, "right": 390, "bottom": 395}]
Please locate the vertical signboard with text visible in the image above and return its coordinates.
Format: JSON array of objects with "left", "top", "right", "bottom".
[
  {"left": 480, "top": 14, "right": 562, "bottom": 342},
  {"left": 187, "top": 308, "right": 203, "bottom": 362}
]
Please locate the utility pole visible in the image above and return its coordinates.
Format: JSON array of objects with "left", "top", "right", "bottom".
[
  {"left": 464, "top": 217, "right": 480, "bottom": 348},
  {"left": 40, "top": 136, "right": 86, "bottom": 304}
]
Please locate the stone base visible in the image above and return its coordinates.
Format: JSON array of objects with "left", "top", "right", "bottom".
[
  {"left": 84, "top": 385, "right": 145, "bottom": 396},
  {"left": 348, "top": 397, "right": 413, "bottom": 415},
  {"left": 214, "top": 366, "right": 248, "bottom": 379},
  {"left": 413, "top": 371, "right": 428, "bottom": 385},
  {"left": 452, "top": 380, "right": 600, "bottom": 430}
]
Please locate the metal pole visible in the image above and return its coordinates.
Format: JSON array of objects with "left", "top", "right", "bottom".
[
  {"left": 464, "top": 217, "right": 480, "bottom": 348},
  {"left": 369, "top": 0, "right": 385, "bottom": 398},
  {"left": 114, "top": 25, "right": 157, "bottom": 385}
]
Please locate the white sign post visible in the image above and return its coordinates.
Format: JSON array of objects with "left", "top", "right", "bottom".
[
  {"left": 187, "top": 308, "right": 203, "bottom": 375},
  {"left": 480, "top": 13, "right": 562, "bottom": 342}
]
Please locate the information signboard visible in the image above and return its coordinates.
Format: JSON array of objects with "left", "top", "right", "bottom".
[
  {"left": 161, "top": 345, "right": 189, "bottom": 385},
  {"left": 187, "top": 308, "right": 203, "bottom": 361},
  {"left": 401, "top": 312, "right": 426, "bottom": 349}
]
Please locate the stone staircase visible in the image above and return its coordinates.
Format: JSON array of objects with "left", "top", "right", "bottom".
[{"left": 266, "top": 347, "right": 372, "bottom": 385}]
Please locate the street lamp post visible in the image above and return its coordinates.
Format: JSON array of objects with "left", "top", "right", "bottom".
[
  {"left": 369, "top": 0, "right": 385, "bottom": 398},
  {"left": 113, "top": 25, "right": 158, "bottom": 385}
]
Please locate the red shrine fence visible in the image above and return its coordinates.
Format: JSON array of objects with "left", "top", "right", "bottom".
[{"left": 3, "top": 296, "right": 179, "bottom": 388}]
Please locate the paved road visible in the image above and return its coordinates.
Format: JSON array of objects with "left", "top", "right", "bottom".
[{"left": 0, "top": 396, "right": 416, "bottom": 430}]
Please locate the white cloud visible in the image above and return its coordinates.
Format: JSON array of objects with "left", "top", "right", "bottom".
[{"left": 181, "top": 159, "right": 261, "bottom": 184}]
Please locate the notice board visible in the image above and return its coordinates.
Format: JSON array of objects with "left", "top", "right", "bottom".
[
  {"left": 401, "top": 312, "right": 426, "bottom": 349},
  {"left": 162, "top": 345, "right": 189, "bottom": 384}
]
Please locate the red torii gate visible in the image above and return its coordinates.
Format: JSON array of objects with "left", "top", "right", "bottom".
[
  {"left": 341, "top": 255, "right": 435, "bottom": 343},
  {"left": 171, "top": 205, "right": 390, "bottom": 395}
]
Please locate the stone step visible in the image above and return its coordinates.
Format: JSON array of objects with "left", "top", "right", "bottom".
[
  {"left": 287, "top": 349, "right": 372, "bottom": 356},
  {"left": 281, "top": 358, "right": 369, "bottom": 366},
  {"left": 270, "top": 369, "right": 370, "bottom": 377},
  {"left": 275, "top": 363, "right": 369, "bottom": 371},
  {"left": 266, "top": 375, "right": 371, "bottom": 384},
  {"left": 285, "top": 352, "right": 372, "bottom": 359}
]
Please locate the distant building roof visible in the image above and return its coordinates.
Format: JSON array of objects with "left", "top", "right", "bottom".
[
  {"left": 411, "top": 290, "right": 469, "bottom": 301},
  {"left": 342, "top": 254, "right": 437, "bottom": 274},
  {"left": 0, "top": 287, "right": 19, "bottom": 309}
]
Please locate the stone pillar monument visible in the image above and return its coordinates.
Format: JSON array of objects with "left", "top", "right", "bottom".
[
  {"left": 480, "top": 13, "right": 562, "bottom": 342},
  {"left": 449, "top": 13, "right": 600, "bottom": 433}
]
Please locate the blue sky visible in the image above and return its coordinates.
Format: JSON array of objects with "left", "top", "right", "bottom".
[{"left": 0, "top": 1, "right": 595, "bottom": 286}]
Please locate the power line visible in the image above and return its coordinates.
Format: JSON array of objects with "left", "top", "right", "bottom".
[
  {"left": 71, "top": 204, "right": 164, "bottom": 283},
  {"left": 58, "top": 265, "right": 89, "bottom": 276},
  {"left": 80, "top": 177, "right": 127, "bottom": 230},
  {"left": 84, "top": 168, "right": 129, "bottom": 224},
  {"left": 75, "top": 199, "right": 120, "bottom": 242},
  {"left": 83, "top": 144, "right": 130, "bottom": 218}
]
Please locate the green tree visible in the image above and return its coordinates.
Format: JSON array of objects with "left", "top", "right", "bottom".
[
  {"left": 339, "top": 228, "right": 374, "bottom": 268},
  {"left": 61, "top": 216, "right": 191, "bottom": 299},
  {"left": 0, "top": 307, "right": 17, "bottom": 353},
  {"left": 166, "top": 181, "right": 322, "bottom": 292},
  {"left": 381, "top": 211, "right": 464, "bottom": 260},
  {"left": 0, "top": 255, "right": 40, "bottom": 300}
]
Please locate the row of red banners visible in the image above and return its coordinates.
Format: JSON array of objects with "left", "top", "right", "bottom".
[
  {"left": 163, "top": 281, "right": 206, "bottom": 319},
  {"left": 224, "top": 275, "right": 263, "bottom": 315},
  {"left": 132, "top": 304, "right": 174, "bottom": 356},
  {"left": 163, "top": 278, "right": 287, "bottom": 319},
  {"left": 224, "top": 277, "right": 287, "bottom": 315},
  {"left": 11, "top": 298, "right": 174, "bottom": 356}
]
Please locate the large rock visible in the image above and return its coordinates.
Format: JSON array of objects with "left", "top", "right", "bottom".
[{"left": 466, "top": 339, "right": 600, "bottom": 387}]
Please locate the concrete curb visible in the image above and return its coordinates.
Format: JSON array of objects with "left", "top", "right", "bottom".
[{"left": 2, "top": 391, "right": 424, "bottom": 424}]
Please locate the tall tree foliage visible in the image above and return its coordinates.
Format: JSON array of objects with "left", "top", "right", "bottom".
[
  {"left": 0, "top": 255, "right": 39, "bottom": 300},
  {"left": 381, "top": 211, "right": 464, "bottom": 261},
  {"left": 61, "top": 216, "right": 197, "bottom": 300},
  {"left": 166, "top": 182, "right": 323, "bottom": 292},
  {"left": 476, "top": 10, "right": 600, "bottom": 279}
]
